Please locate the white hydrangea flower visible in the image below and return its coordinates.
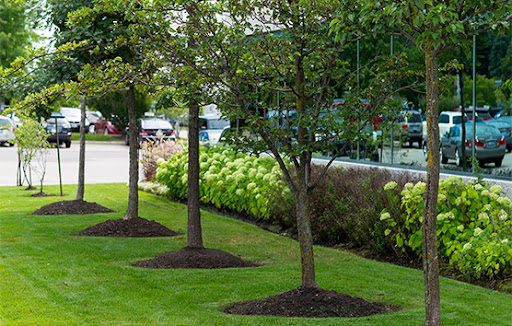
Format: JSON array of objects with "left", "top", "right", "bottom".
[
  {"left": 384, "top": 181, "right": 398, "bottom": 191},
  {"left": 380, "top": 212, "right": 391, "bottom": 220},
  {"left": 473, "top": 227, "right": 483, "bottom": 237},
  {"left": 490, "top": 185, "right": 503, "bottom": 195},
  {"left": 462, "top": 242, "right": 472, "bottom": 251}
]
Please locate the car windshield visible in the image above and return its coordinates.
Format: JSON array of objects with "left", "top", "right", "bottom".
[
  {"left": 142, "top": 119, "right": 172, "bottom": 129},
  {"left": 463, "top": 124, "right": 501, "bottom": 138},
  {"left": 47, "top": 118, "right": 70, "bottom": 126},
  {"left": 0, "top": 118, "right": 11, "bottom": 127},
  {"left": 407, "top": 113, "right": 422, "bottom": 123},
  {"left": 200, "top": 118, "right": 230, "bottom": 129},
  {"left": 453, "top": 116, "right": 467, "bottom": 124}
]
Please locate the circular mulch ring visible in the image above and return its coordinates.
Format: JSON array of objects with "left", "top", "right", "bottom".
[
  {"left": 31, "top": 192, "right": 53, "bottom": 198},
  {"left": 133, "top": 247, "right": 258, "bottom": 269},
  {"left": 222, "top": 287, "right": 398, "bottom": 318},
  {"left": 32, "top": 200, "right": 112, "bottom": 215},
  {"left": 77, "top": 217, "right": 179, "bottom": 237}
]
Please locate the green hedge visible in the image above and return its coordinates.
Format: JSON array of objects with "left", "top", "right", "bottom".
[
  {"left": 156, "top": 147, "right": 290, "bottom": 220},
  {"left": 381, "top": 178, "right": 512, "bottom": 280}
]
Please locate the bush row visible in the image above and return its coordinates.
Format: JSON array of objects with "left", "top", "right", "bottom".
[
  {"left": 381, "top": 178, "right": 512, "bottom": 280},
  {"left": 156, "top": 147, "right": 290, "bottom": 220},
  {"left": 155, "top": 147, "right": 511, "bottom": 283}
]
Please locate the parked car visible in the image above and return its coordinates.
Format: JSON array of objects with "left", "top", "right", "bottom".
[
  {"left": 485, "top": 119, "right": 512, "bottom": 152},
  {"left": 45, "top": 114, "right": 72, "bottom": 148},
  {"left": 0, "top": 116, "right": 15, "bottom": 147},
  {"left": 94, "top": 119, "right": 120, "bottom": 135},
  {"left": 199, "top": 128, "right": 226, "bottom": 145},
  {"left": 86, "top": 111, "right": 103, "bottom": 133},
  {"left": 438, "top": 111, "right": 465, "bottom": 137},
  {"left": 125, "top": 118, "right": 176, "bottom": 145},
  {"left": 441, "top": 123, "right": 506, "bottom": 167},
  {"left": 397, "top": 110, "right": 423, "bottom": 148},
  {"left": 60, "top": 107, "right": 89, "bottom": 132},
  {"left": 199, "top": 115, "right": 230, "bottom": 130}
]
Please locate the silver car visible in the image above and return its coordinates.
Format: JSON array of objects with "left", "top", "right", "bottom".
[
  {"left": 0, "top": 116, "right": 15, "bottom": 147},
  {"left": 441, "top": 123, "right": 506, "bottom": 167},
  {"left": 485, "top": 119, "right": 512, "bottom": 153},
  {"left": 398, "top": 110, "right": 423, "bottom": 148}
]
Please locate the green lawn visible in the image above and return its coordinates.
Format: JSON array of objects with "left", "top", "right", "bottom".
[
  {"left": 0, "top": 184, "right": 510, "bottom": 325},
  {"left": 71, "top": 133, "right": 123, "bottom": 142}
]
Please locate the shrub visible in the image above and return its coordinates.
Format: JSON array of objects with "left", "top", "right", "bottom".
[
  {"left": 304, "top": 167, "right": 418, "bottom": 251},
  {"left": 140, "top": 139, "right": 183, "bottom": 180},
  {"left": 156, "top": 147, "right": 289, "bottom": 221},
  {"left": 381, "top": 177, "right": 512, "bottom": 280}
]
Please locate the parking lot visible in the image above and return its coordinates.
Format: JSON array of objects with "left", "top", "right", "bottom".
[
  {"left": 0, "top": 142, "right": 129, "bottom": 186},
  {"left": 379, "top": 146, "right": 512, "bottom": 171}
]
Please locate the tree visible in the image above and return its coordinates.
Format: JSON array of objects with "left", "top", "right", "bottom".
[
  {"left": 15, "top": 117, "right": 49, "bottom": 191},
  {"left": 176, "top": 0, "right": 412, "bottom": 284},
  {"left": 331, "top": 2, "right": 512, "bottom": 325}
]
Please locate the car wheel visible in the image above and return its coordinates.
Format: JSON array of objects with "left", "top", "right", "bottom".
[
  {"left": 418, "top": 140, "right": 423, "bottom": 149},
  {"left": 495, "top": 157, "right": 503, "bottom": 168},
  {"left": 8, "top": 141, "right": 14, "bottom": 147},
  {"left": 65, "top": 141, "right": 71, "bottom": 148},
  {"left": 455, "top": 149, "right": 462, "bottom": 167},
  {"left": 440, "top": 147, "right": 448, "bottom": 164}
]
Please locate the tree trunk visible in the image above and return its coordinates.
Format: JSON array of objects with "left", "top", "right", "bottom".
[
  {"left": 459, "top": 72, "right": 467, "bottom": 171},
  {"left": 187, "top": 98, "right": 203, "bottom": 248},
  {"left": 423, "top": 47, "right": 441, "bottom": 326},
  {"left": 125, "top": 85, "right": 139, "bottom": 220},
  {"left": 185, "top": 3, "right": 204, "bottom": 249},
  {"left": 76, "top": 97, "right": 87, "bottom": 201},
  {"left": 296, "top": 187, "right": 317, "bottom": 288}
]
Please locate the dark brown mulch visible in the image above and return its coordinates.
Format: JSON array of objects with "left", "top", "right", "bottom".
[
  {"left": 31, "top": 192, "right": 52, "bottom": 198},
  {"left": 77, "top": 217, "right": 180, "bottom": 237},
  {"left": 32, "top": 200, "right": 113, "bottom": 216},
  {"left": 134, "top": 247, "right": 258, "bottom": 269},
  {"left": 223, "top": 287, "right": 398, "bottom": 318}
]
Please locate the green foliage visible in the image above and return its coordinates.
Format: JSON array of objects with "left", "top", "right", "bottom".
[
  {"left": 381, "top": 178, "right": 512, "bottom": 280},
  {"left": 15, "top": 117, "right": 50, "bottom": 188},
  {"left": 157, "top": 147, "right": 289, "bottom": 220},
  {"left": 0, "top": 0, "right": 30, "bottom": 67}
]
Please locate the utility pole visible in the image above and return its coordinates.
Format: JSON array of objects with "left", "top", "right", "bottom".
[{"left": 472, "top": 34, "right": 477, "bottom": 173}]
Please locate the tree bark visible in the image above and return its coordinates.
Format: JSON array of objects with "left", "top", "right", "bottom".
[
  {"left": 125, "top": 85, "right": 139, "bottom": 220},
  {"left": 187, "top": 98, "right": 203, "bottom": 248},
  {"left": 76, "top": 97, "right": 87, "bottom": 201},
  {"left": 185, "top": 3, "right": 204, "bottom": 249},
  {"left": 296, "top": 187, "right": 317, "bottom": 288},
  {"left": 458, "top": 71, "right": 467, "bottom": 170},
  {"left": 423, "top": 47, "right": 441, "bottom": 326}
]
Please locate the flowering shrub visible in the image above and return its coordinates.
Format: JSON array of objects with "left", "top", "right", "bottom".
[
  {"left": 140, "top": 139, "right": 183, "bottom": 180},
  {"left": 156, "top": 147, "right": 288, "bottom": 220},
  {"left": 381, "top": 177, "right": 512, "bottom": 280}
]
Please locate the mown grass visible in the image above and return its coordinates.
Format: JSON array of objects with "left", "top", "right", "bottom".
[
  {"left": 0, "top": 184, "right": 510, "bottom": 325},
  {"left": 70, "top": 133, "right": 123, "bottom": 142}
]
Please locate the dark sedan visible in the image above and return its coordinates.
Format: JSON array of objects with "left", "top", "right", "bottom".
[
  {"left": 45, "top": 116, "right": 72, "bottom": 148},
  {"left": 441, "top": 123, "right": 506, "bottom": 167}
]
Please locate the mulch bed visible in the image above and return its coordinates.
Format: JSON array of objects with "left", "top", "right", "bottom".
[
  {"left": 222, "top": 287, "right": 398, "bottom": 318},
  {"left": 33, "top": 200, "right": 112, "bottom": 215},
  {"left": 134, "top": 247, "right": 258, "bottom": 269},
  {"left": 77, "top": 217, "right": 179, "bottom": 237},
  {"left": 31, "top": 192, "right": 53, "bottom": 198}
]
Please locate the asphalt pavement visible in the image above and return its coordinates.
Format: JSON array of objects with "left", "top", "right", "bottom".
[{"left": 0, "top": 141, "right": 129, "bottom": 186}]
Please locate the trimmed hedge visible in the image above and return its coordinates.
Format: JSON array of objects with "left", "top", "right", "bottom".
[{"left": 157, "top": 147, "right": 290, "bottom": 221}]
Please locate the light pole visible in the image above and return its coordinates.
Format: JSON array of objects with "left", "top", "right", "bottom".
[
  {"left": 472, "top": 34, "right": 477, "bottom": 173},
  {"left": 390, "top": 35, "right": 395, "bottom": 165}
]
